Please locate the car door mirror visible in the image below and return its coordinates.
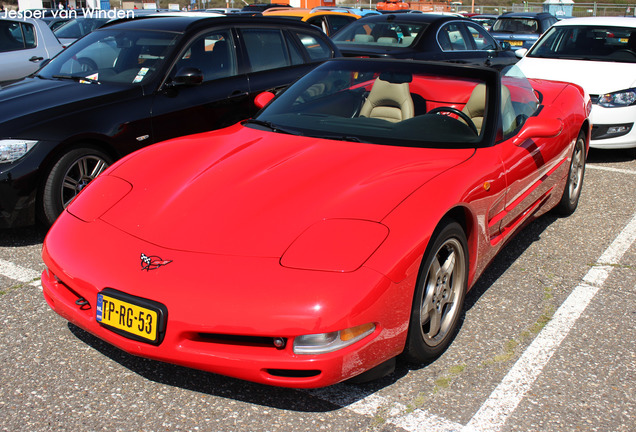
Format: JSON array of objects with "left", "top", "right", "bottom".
[
  {"left": 254, "top": 91, "right": 275, "bottom": 109},
  {"left": 500, "top": 41, "right": 512, "bottom": 51},
  {"left": 513, "top": 116, "right": 562, "bottom": 146},
  {"left": 515, "top": 48, "right": 528, "bottom": 58},
  {"left": 173, "top": 67, "right": 204, "bottom": 86}
]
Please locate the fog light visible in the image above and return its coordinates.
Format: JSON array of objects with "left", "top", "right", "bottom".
[
  {"left": 273, "top": 337, "right": 286, "bottom": 349},
  {"left": 293, "top": 323, "right": 375, "bottom": 355},
  {"left": 607, "top": 125, "right": 630, "bottom": 135}
]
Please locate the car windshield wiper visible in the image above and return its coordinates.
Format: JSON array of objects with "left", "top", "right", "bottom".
[
  {"left": 52, "top": 74, "right": 101, "bottom": 85},
  {"left": 307, "top": 133, "right": 369, "bottom": 143},
  {"left": 243, "top": 119, "right": 299, "bottom": 135}
]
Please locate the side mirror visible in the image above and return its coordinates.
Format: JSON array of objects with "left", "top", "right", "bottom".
[
  {"left": 513, "top": 116, "right": 562, "bottom": 146},
  {"left": 254, "top": 91, "right": 275, "bottom": 109},
  {"left": 173, "top": 67, "right": 203, "bottom": 86},
  {"left": 500, "top": 41, "right": 512, "bottom": 51},
  {"left": 515, "top": 48, "right": 528, "bottom": 58}
]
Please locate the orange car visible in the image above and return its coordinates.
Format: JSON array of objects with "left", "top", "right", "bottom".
[{"left": 263, "top": 8, "right": 360, "bottom": 36}]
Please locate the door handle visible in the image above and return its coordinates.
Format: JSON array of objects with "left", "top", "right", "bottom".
[
  {"left": 230, "top": 90, "right": 249, "bottom": 97},
  {"left": 29, "top": 56, "right": 44, "bottom": 62}
]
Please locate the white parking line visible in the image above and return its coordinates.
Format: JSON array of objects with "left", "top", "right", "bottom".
[
  {"left": 463, "top": 211, "right": 636, "bottom": 432},
  {"left": 587, "top": 164, "right": 636, "bottom": 175},
  {"left": 305, "top": 211, "right": 636, "bottom": 432},
  {"left": 307, "top": 386, "right": 463, "bottom": 431},
  {"left": 0, "top": 258, "right": 41, "bottom": 288}
]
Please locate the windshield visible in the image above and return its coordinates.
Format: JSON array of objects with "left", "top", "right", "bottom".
[
  {"left": 492, "top": 18, "right": 540, "bottom": 34},
  {"left": 53, "top": 18, "right": 111, "bottom": 39},
  {"left": 528, "top": 25, "right": 636, "bottom": 63},
  {"left": 38, "top": 28, "right": 180, "bottom": 85},
  {"left": 332, "top": 21, "right": 427, "bottom": 48},
  {"left": 250, "top": 59, "right": 534, "bottom": 148}
]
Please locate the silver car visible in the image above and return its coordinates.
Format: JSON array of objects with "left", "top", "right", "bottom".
[{"left": 0, "top": 17, "right": 63, "bottom": 85}]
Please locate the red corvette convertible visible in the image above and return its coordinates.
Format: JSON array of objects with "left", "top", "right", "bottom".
[{"left": 42, "top": 59, "right": 590, "bottom": 388}]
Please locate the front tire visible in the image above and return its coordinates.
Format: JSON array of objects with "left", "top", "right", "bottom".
[
  {"left": 403, "top": 221, "right": 468, "bottom": 363},
  {"left": 41, "top": 147, "right": 112, "bottom": 226},
  {"left": 555, "top": 130, "right": 586, "bottom": 216}
]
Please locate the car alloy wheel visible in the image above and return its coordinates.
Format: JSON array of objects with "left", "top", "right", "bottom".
[
  {"left": 42, "top": 147, "right": 112, "bottom": 226},
  {"left": 556, "top": 130, "right": 586, "bottom": 215},
  {"left": 403, "top": 221, "right": 468, "bottom": 363}
]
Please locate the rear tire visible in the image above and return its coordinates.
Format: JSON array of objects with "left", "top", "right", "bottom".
[
  {"left": 403, "top": 221, "right": 468, "bottom": 363},
  {"left": 41, "top": 147, "right": 112, "bottom": 226},
  {"left": 555, "top": 130, "right": 586, "bottom": 216}
]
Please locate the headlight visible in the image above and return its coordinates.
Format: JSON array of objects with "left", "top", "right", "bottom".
[
  {"left": 0, "top": 139, "right": 37, "bottom": 163},
  {"left": 293, "top": 323, "right": 375, "bottom": 355},
  {"left": 597, "top": 88, "right": 636, "bottom": 108},
  {"left": 281, "top": 219, "right": 389, "bottom": 272},
  {"left": 67, "top": 175, "right": 132, "bottom": 222}
]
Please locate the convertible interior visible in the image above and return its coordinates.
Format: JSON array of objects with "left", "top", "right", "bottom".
[{"left": 265, "top": 69, "right": 528, "bottom": 146}]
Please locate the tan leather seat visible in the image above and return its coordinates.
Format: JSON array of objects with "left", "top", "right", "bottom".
[
  {"left": 359, "top": 77, "right": 414, "bottom": 123},
  {"left": 461, "top": 83, "right": 516, "bottom": 135},
  {"left": 354, "top": 34, "right": 374, "bottom": 43}
]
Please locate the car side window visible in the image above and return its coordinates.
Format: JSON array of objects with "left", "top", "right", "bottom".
[
  {"left": 326, "top": 16, "right": 356, "bottom": 35},
  {"left": 0, "top": 21, "right": 35, "bottom": 52},
  {"left": 465, "top": 23, "right": 497, "bottom": 51},
  {"left": 284, "top": 32, "right": 305, "bottom": 65},
  {"left": 21, "top": 23, "right": 36, "bottom": 49},
  {"left": 292, "top": 30, "right": 332, "bottom": 61},
  {"left": 175, "top": 30, "right": 236, "bottom": 82},
  {"left": 241, "top": 28, "right": 292, "bottom": 72},
  {"left": 438, "top": 23, "right": 469, "bottom": 51},
  {"left": 305, "top": 16, "right": 329, "bottom": 34},
  {"left": 544, "top": 18, "right": 557, "bottom": 30}
]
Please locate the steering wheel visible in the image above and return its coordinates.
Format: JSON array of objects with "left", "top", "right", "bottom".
[{"left": 428, "top": 106, "right": 478, "bottom": 135}]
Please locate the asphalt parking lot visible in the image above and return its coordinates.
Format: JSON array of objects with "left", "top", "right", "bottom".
[{"left": 0, "top": 148, "right": 634, "bottom": 432}]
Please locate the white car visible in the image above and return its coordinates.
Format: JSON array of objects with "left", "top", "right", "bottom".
[
  {"left": 516, "top": 16, "right": 636, "bottom": 151},
  {"left": 0, "top": 17, "right": 63, "bottom": 85}
]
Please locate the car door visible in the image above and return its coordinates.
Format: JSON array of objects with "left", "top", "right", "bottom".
[
  {"left": 0, "top": 20, "right": 51, "bottom": 83},
  {"left": 238, "top": 26, "right": 333, "bottom": 99},
  {"left": 464, "top": 22, "right": 516, "bottom": 70},
  {"left": 150, "top": 27, "right": 251, "bottom": 143},
  {"left": 493, "top": 79, "right": 571, "bottom": 236},
  {"left": 429, "top": 21, "right": 486, "bottom": 66}
]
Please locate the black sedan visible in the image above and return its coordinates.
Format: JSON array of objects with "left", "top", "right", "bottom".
[
  {"left": 0, "top": 15, "right": 338, "bottom": 228},
  {"left": 331, "top": 13, "right": 517, "bottom": 69}
]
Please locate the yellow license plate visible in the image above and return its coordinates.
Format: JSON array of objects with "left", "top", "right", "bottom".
[
  {"left": 507, "top": 40, "right": 524, "bottom": 46},
  {"left": 97, "top": 290, "right": 164, "bottom": 344}
]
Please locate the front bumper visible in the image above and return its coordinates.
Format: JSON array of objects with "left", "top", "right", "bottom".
[
  {"left": 0, "top": 141, "right": 51, "bottom": 228},
  {"left": 41, "top": 214, "right": 410, "bottom": 388},
  {"left": 589, "top": 104, "right": 636, "bottom": 149},
  {"left": 0, "top": 173, "right": 37, "bottom": 229}
]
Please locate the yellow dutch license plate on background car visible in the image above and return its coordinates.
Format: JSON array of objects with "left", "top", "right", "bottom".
[
  {"left": 96, "top": 289, "right": 167, "bottom": 345},
  {"left": 507, "top": 40, "right": 523, "bottom": 46}
]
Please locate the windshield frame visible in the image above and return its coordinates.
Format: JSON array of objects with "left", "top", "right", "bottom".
[{"left": 251, "top": 58, "right": 505, "bottom": 149}]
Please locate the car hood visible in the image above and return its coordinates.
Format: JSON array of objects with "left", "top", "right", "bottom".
[
  {"left": 98, "top": 125, "right": 474, "bottom": 256},
  {"left": 517, "top": 56, "right": 636, "bottom": 94},
  {"left": 0, "top": 77, "right": 140, "bottom": 136}
]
